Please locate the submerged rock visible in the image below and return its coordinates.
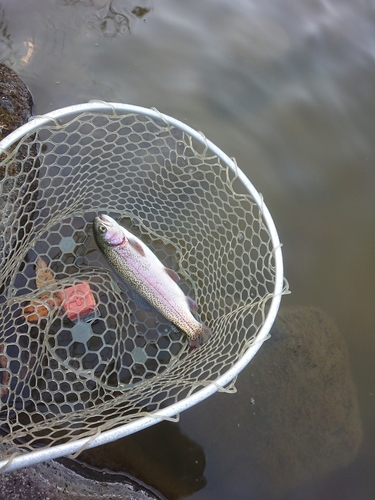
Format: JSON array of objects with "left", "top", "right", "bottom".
[
  {"left": 250, "top": 306, "right": 363, "bottom": 495},
  {"left": 176, "top": 306, "right": 363, "bottom": 499}
]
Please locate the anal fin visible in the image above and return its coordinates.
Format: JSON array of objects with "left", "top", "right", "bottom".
[{"left": 186, "top": 296, "right": 198, "bottom": 313}]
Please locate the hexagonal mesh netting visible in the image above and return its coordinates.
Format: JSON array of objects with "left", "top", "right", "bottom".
[{"left": 0, "top": 103, "right": 285, "bottom": 471}]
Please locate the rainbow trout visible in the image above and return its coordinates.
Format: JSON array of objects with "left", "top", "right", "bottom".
[{"left": 93, "top": 214, "right": 212, "bottom": 348}]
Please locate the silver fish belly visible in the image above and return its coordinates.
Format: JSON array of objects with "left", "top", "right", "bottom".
[{"left": 93, "top": 214, "right": 212, "bottom": 348}]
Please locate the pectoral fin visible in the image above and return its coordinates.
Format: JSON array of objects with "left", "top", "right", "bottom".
[
  {"left": 128, "top": 237, "right": 146, "bottom": 256},
  {"left": 164, "top": 267, "right": 180, "bottom": 282}
]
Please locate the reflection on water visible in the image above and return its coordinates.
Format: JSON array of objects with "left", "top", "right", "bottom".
[
  {"left": 57, "top": 0, "right": 152, "bottom": 37},
  {"left": 79, "top": 420, "right": 207, "bottom": 499},
  {"left": 0, "top": 0, "right": 375, "bottom": 498}
]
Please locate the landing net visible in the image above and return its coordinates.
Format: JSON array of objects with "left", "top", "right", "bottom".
[{"left": 0, "top": 102, "right": 285, "bottom": 471}]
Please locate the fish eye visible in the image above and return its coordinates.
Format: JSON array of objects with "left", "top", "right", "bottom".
[{"left": 98, "top": 224, "right": 107, "bottom": 234}]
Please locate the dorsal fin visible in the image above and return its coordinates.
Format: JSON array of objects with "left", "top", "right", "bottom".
[
  {"left": 128, "top": 237, "right": 146, "bottom": 256},
  {"left": 164, "top": 267, "right": 180, "bottom": 282}
]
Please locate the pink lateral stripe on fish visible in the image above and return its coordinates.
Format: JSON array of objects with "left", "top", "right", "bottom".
[{"left": 93, "top": 214, "right": 212, "bottom": 348}]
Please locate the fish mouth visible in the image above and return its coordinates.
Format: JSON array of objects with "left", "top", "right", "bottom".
[
  {"left": 96, "top": 214, "right": 117, "bottom": 231},
  {"left": 97, "top": 214, "right": 113, "bottom": 225}
]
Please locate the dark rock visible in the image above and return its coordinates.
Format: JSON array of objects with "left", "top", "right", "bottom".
[
  {"left": 0, "top": 62, "right": 33, "bottom": 140},
  {"left": 250, "top": 306, "right": 363, "bottom": 495},
  {"left": 0, "top": 62, "right": 37, "bottom": 263},
  {"left": 0, "top": 459, "right": 163, "bottom": 500}
]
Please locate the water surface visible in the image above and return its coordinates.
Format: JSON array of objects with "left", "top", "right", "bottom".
[{"left": 0, "top": 0, "right": 374, "bottom": 498}]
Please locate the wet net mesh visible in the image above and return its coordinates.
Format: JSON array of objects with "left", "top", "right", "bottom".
[{"left": 0, "top": 105, "right": 281, "bottom": 464}]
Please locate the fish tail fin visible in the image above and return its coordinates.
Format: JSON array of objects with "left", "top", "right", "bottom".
[
  {"left": 189, "top": 324, "right": 212, "bottom": 349},
  {"left": 201, "top": 325, "right": 212, "bottom": 343}
]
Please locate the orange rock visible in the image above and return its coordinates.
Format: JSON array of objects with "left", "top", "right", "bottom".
[{"left": 23, "top": 293, "right": 62, "bottom": 322}]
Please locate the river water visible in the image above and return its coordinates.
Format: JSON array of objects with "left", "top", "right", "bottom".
[{"left": 0, "top": 0, "right": 374, "bottom": 498}]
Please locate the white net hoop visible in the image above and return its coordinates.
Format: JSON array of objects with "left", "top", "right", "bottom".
[{"left": 0, "top": 102, "right": 285, "bottom": 472}]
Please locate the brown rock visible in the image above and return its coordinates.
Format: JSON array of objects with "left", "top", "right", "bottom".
[
  {"left": 0, "top": 62, "right": 37, "bottom": 257},
  {"left": 0, "top": 62, "right": 33, "bottom": 141}
]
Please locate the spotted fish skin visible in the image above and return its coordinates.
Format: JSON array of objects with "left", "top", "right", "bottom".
[{"left": 93, "top": 214, "right": 212, "bottom": 348}]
